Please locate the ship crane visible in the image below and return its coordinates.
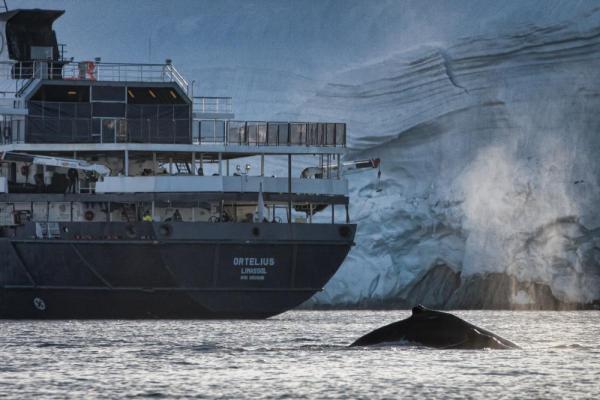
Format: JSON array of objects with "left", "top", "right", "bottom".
[
  {"left": 0, "top": 151, "right": 111, "bottom": 177},
  {"left": 296, "top": 158, "right": 381, "bottom": 215},
  {"left": 300, "top": 158, "right": 380, "bottom": 179}
]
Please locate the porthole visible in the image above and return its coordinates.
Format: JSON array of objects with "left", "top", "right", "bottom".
[{"left": 125, "top": 224, "right": 136, "bottom": 238}]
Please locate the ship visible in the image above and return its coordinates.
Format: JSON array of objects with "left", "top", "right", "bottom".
[{"left": 0, "top": 8, "right": 377, "bottom": 318}]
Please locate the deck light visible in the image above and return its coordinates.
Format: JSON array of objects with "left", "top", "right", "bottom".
[
  {"left": 67, "top": 90, "right": 77, "bottom": 95},
  {"left": 148, "top": 89, "right": 157, "bottom": 98},
  {"left": 169, "top": 90, "right": 177, "bottom": 99},
  {"left": 127, "top": 89, "right": 135, "bottom": 98}
]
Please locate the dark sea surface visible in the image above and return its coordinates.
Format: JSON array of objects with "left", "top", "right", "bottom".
[{"left": 1, "top": 310, "right": 599, "bottom": 399}]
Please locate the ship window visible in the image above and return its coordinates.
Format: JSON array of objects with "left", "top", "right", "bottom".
[
  {"left": 227, "top": 121, "right": 245, "bottom": 145},
  {"left": 43, "top": 102, "right": 60, "bottom": 118},
  {"left": 59, "top": 103, "right": 76, "bottom": 118},
  {"left": 92, "top": 119, "right": 101, "bottom": 136},
  {"left": 31, "top": 46, "right": 53, "bottom": 60},
  {"left": 173, "top": 105, "right": 189, "bottom": 119},
  {"left": 127, "top": 119, "right": 142, "bottom": 142},
  {"left": 142, "top": 105, "right": 158, "bottom": 119},
  {"left": 92, "top": 102, "right": 126, "bottom": 118},
  {"left": 74, "top": 120, "right": 92, "bottom": 142},
  {"left": 199, "top": 120, "right": 225, "bottom": 143},
  {"left": 290, "top": 123, "right": 306, "bottom": 145},
  {"left": 76, "top": 103, "right": 91, "bottom": 118},
  {"left": 158, "top": 105, "right": 174, "bottom": 120},
  {"left": 267, "top": 123, "right": 279, "bottom": 145},
  {"left": 175, "top": 120, "right": 190, "bottom": 143},
  {"left": 326, "top": 123, "right": 336, "bottom": 145},
  {"left": 199, "top": 120, "right": 215, "bottom": 141},
  {"left": 126, "top": 104, "right": 142, "bottom": 119},
  {"left": 335, "top": 123, "right": 345, "bottom": 146},
  {"left": 92, "top": 86, "right": 126, "bottom": 102},
  {"left": 101, "top": 119, "right": 116, "bottom": 143},
  {"left": 29, "top": 102, "right": 43, "bottom": 116}
]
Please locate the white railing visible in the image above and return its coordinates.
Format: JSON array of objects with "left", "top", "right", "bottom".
[
  {"left": 193, "top": 97, "right": 233, "bottom": 114},
  {"left": 95, "top": 175, "right": 348, "bottom": 196},
  {"left": 0, "top": 60, "right": 190, "bottom": 95},
  {"left": 0, "top": 97, "right": 24, "bottom": 109},
  {"left": 63, "top": 62, "right": 190, "bottom": 94}
]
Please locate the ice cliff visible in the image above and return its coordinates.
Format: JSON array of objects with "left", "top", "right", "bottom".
[{"left": 291, "top": 6, "right": 600, "bottom": 309}]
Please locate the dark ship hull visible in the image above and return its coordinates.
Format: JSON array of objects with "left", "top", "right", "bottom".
[{"left": 0, "top": 222, "right": 355, "bottom": 318}]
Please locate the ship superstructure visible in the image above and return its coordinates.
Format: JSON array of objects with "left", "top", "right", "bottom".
[{"left": 0, "top": 8, "right": 365, "bottom": 318}]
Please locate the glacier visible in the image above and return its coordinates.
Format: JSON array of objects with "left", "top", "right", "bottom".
[
  {"left": 24, "top": 0, "right": 600, "bottom": 308},
  {"left": 291, "top": 6, "right": 600, "bottom": 309}
]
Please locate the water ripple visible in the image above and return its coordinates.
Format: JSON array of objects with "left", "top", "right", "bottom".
[{"left": 0, "top": 310, "right": 598, "bottom": 399}]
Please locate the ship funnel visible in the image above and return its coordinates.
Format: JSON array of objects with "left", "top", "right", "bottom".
[{"left": 0, "top": 9, "right": 64, "bottom": 62}]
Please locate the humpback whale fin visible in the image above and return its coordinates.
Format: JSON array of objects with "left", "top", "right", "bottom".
[
  {"left": 352, "top": 305, "right": 520, "bottom": 349},
  {"left": 412, "top": 304, "right": 429, "bottom": 314}
]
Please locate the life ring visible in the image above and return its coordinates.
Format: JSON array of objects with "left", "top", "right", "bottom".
[
  {"left": 33, "top": 297, "right": 46, "bottom": 311},
  {"left": 84, "top": 210, "right": 95, "bottom": 221},
  {"left": 125, "top": 224, "right": 136, "bottom": 239},
  {"left": 86, "top": 61, "right": 96, "bottom": 80}
]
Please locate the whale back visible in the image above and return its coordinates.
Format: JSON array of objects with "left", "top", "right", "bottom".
[{"left": 351, "top": 305, "right": 520, "bottom": 349}]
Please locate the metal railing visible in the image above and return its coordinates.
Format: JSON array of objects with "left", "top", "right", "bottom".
[
  {"left": 0, "top": 60, "right": 190, "bottom": 96},
  {"left": 196, "top": 120, "right": 346, "bottom": 147},
  {"left": 25, "top": 116, "right": 191, "bottom": 144},
  {"left": 193, "top": 97, "right": 233, "bottom": 114},
  {"left": 0, "top": 97, "right": 24, "bottom": 109},
  {"left": 21, "top": 116, "right": 345, "bottom": 147}
]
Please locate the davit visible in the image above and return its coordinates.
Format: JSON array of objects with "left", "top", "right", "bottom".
[{"left": 351, "top": 305, "right": 520, "bottom": 349}]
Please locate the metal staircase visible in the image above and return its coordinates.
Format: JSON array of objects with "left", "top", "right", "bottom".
[{"left": 175, "top": 162, "right": 192, "bottom": 174}]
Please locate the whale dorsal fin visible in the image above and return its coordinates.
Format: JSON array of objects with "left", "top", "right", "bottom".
[{"left": 412, "top": 304, "right": 430, "bottom": 315}]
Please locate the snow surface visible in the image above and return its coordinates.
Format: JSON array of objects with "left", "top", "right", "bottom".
[{"left": 24, "top": 0, "right": 600, "bottom": 306}]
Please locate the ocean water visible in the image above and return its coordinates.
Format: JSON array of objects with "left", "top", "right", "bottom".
[{"left": 1, "top": 310, "right": 599, "bottom": 399}]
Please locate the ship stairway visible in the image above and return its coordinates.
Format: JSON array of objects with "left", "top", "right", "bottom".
[
  {"left": 16, "top": 77, "right": 36, "bottom": 97},
  {"left": 14, "top": 77, "right": 42, "bottom": 107},
  {"left": 174, "top": 162, "right": 192, "bottom": 174}
]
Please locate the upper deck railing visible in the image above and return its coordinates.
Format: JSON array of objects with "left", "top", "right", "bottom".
[
  {"left": 0, "top": 95, "right": 24, "bottom": 109},
  {"left": 193, "top": 97, "right": 232, "bottom": 114},
  {"left": 0, "top": 60, "right": 190, "bottom": 95},
  {"left": 197, "top": 120, "right": 346, "bottom": 147}
]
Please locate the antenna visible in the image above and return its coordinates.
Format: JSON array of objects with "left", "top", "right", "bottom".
[{"left": 2, "top": 0, "right": 8, "bottom": 12}]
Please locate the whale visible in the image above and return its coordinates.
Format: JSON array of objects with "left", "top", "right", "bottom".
[{"left": 351, "top": 305, "right": 520, "bottom": 349}]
